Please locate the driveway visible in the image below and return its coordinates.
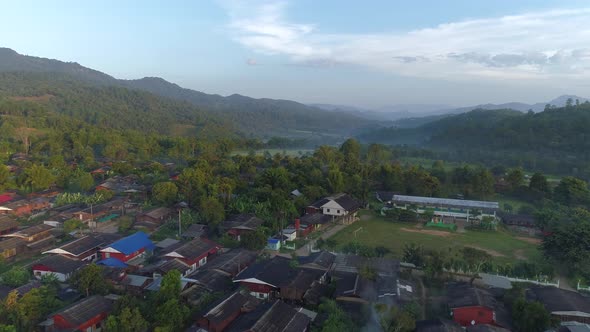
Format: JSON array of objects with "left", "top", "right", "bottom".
[{"left": 295, "top": 223, "right": 348, "bottom": 256}]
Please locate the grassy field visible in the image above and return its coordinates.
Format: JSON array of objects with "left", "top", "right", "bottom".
[{"left": 329, "top": 210, "right": 542, "bottom": 265}]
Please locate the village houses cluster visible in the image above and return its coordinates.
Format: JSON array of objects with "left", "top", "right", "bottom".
[{"left": 0, "top": 161, "right": 588, "bottom": 332}]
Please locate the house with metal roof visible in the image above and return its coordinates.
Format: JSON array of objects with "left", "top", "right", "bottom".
[
  {"left": 43, "top": 234, "right": 120, "bottom": 261},
  {"left": 43, "top": 295, "right": 113, "bottom": 331},
  {"left": 222, "top": 214, "right": 265, "bottom": 241},
  {"left": 248, "top": 300, "right": 311, "bottom": 332},
  {"left": 234, "top": 256, "right": 324, "bottom": 302},
  {"left": 197, "top": 291, "right": 261, "bottom": 332},
  {"left": 162, "top": 238, "right": 221, "bottom": 274},
  {"left": 32, "top": 255, "right": 87, "bottom": 282},
  {"left": 305, "top": 193, "right": 360, "bottom": 225},
  {"left": 99, "top": 231, "right": 154, "bottom": 264},
  {"left": 0, "top": 215, "right": 18, "bottom": 235},
  {"left": 527, "top": 286, "right": 590, "bottom": 324},
  {"left": 447, "top": 282, "right": 512, "bottom": 329}
]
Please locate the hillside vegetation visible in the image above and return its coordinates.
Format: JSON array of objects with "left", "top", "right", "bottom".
[
  {"left": 359, "top": 105, "right": 590, "bottom": 176},
  {"left": 0, "top": 48, "right": 373, "bottom": 139}
]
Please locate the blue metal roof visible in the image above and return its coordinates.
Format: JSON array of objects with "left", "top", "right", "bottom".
[
  {"left": 105, "top": 231, "right": 154, "bottom": 255},
  {"left": 96, "top": 257, "right": 128, "bottom": 268}
]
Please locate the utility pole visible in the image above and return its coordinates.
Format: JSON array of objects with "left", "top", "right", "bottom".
[{"left": 178, "top": 209, "right": 182, "bottom": 238}]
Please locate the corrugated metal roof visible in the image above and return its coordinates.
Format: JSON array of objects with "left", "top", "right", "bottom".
[
  {"left": 102, "top": 231, "right": 154, "bottom": 255},
  {"left": 393, "top": 195, "right": 499, "bottom": 210}
]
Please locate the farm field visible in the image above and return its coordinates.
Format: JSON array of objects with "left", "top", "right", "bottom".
[{"left": 329, "top": 210, "right": 542, "bottom": 265}]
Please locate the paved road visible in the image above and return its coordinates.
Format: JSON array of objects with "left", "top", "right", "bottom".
[{"left": 295, "top": 223, "right": 349, "bottom": 256}]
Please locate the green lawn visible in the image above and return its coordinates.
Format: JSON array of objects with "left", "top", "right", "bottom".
[{"left": 329, "top": 210, "right": 542, "bottom": 265}]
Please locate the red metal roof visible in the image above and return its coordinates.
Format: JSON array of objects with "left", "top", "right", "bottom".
[{"left": 0, "top": 194, "right": 13, "bottom": 204}]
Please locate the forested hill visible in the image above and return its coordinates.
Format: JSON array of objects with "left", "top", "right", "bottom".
[
  {"left": 0, "top": 72, "right": 234, "bottom": 138},
  {"left": 0, "top": 48, "right": 373, "bottom": 138},
  {"left": 359, "top": 105, "right": 590, "bottom": 157}
]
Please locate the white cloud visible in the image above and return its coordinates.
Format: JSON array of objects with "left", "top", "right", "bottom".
[{"left": 221, "top": 2, "right": 590, "bottom": 81}]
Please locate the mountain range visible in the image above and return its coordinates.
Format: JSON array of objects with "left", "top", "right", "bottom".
[
  {"left": 0, "top": 48, "right": 374, "bottom": 140},
  {"left": 1, "top": 47, "right": 589, "bottom": 140},
  {"left": 312, "top": 95, "right": 590, "bottom": 126}
]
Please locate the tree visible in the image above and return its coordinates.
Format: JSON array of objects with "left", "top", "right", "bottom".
[
  {"left": 0, "top": 165, "right": 11, "bottom": 191},
  {"left": 340, "top": 138, "right": 361, "bottom": 163},
  {"left": 66, "top": 169, "right": 94, "bottom": 192},
  {"left": 1, "top": 267, "right": 29, "bottom": 287},
  {"left": 317, "top": 299, "right": 356, "bottom": 332},
  {"left": 63, "top": 218, "right": 83, "bottom": 233},
  {"left": 152, "top": 182, "right": 178, "bottom": 205},
  {"left": 327, "top": 166, "right": 344, "bottom": 193},
  {"left": 105, "top": 307, "right": 148, "bottom": 332},
  {"left": 155, "top": 299, "right": 189, "bottom": 331},
  {"left": 375, "top": 304, "right": 416, "bottom": 332},
  {"left": 529, "top": 173, "right": 550, "bottom": 197},
  {"left": 554, "top": 177, "right": 590, "bottom": 206},
  {"left": 402, "top": 243, "right": 424, "bottom": 267},
  {"left": 23, "top": 164, "right": 56, "bottom": 192},
  {"left": 241, "top": 229, "right": 267, "bottom": 251},
  {"left": 542, "top": 220, "right": 590, "bottom": 270},
  {"left": 72, "top": 264, "right": 109, "bottom": 297},
  {"left": 157, "top": 270, "right": 181, "bottom": 304},
  {"left": 512, "top": 298, "right": 554, "bottom": 332},
  {"left": 199, "top": 197, "right": 225, "bottom": 232},
  {"left": 461, "top": 247, "right": 492, "bottom": 272},
  {"left": 506, "top": 168, "right": 525, "bottom": 190}
]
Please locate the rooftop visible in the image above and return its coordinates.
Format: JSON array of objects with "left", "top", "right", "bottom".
[
  {"left": 33, "top": 255, "right": 86, "bottom": 274},
  {"left": 235, "top": 256, "right": 299, "bottom": 288},
  {"left": 188, "top": 269, "right": 233, "bottom": 292},
  {"left": 326, "top": 193, "right": 360, "bottom": 212},
  {"left": 203, "top": 291, "right": 260, "bottom": 326},
  {"left": 101, "top": 231, "right": 154, "bottom": 255},
  {"left": 250, "top": 300, "right": 311, "bottom": 332},
  {"left": 142, "top": 207, "right": 172, "bottom": 219},
  {"left": 0, "top": 237, "right": 25, "bottom": 251},
  {"left": 43, "top": 235, "right": 106, "bottom": 256},
  {"left": 0, "top": 216, "right": 18, "bottom": 232},
  {"left": 223, "top": 213, "right": 264, "bottom": 231},
  {"left": 53, "top": 295, "right": 113, "bottom": 327},
  {"left": 165, "top": 238, "right": 219, "bottom": 260},
  {"left": 300, "top": 213, "right": 331, "bottom": 225},
  {"left": 393, "top": 195, "right": 499, "bottom": 210},
  {"left": 205, "top": 248, "right": 257, "bottom": 276},
  {"left": 527, "top": 286, "right": 590, "bottom": 314},
  {"left": 2, "top": 224, "right": 53, "bottom": 239},
  {"left": 298, "top": 251, "right": 335, "bottom": 271}
]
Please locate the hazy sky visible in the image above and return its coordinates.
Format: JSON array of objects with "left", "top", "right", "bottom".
[{"left": 2, "top": 0, "right": 590, "bottom": 108}]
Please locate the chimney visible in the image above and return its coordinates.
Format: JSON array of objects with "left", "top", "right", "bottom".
[{"left": 295, "top": 218, "right": 300, "bottom": 231}]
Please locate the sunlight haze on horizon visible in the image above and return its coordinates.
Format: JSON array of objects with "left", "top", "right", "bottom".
[{"left": 2, "top": 0, "right": 590, "bottom": 108}]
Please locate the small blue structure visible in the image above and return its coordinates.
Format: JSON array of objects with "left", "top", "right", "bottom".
[
  {"left": 96, "top": 257, "right": 128, "bottom": 268},
  {"left": 266, "top": 237, "right": 281, "bottom": 251}
]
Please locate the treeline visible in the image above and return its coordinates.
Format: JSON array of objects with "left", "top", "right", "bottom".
[{"left": 360, "top": 104, "right": 590, "bottom": 178}]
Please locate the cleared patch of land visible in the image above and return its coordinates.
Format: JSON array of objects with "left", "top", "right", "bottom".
[
  {"left": 330, "top": 210, "right": 542, "bottom": 264},
  {"left": 400, "top": 227, "right": 454, "bottom": 237}
]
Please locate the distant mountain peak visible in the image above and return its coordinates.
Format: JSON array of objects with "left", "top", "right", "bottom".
[{"left": 0, "top": 47, "right": 18, "bottom": 55}]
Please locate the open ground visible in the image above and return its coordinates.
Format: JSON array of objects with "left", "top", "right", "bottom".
[{"left": 329, "top": 210, "right": 542, "bottom": 265}]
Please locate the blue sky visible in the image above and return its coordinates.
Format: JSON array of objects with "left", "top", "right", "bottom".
[{"left": 2, "top": 0, "right": 590, "bottom": 108}]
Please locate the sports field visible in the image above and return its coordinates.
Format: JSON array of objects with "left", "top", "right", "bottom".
[{"left": 329, "top": 210, "right": 542, "bottom": 264}]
